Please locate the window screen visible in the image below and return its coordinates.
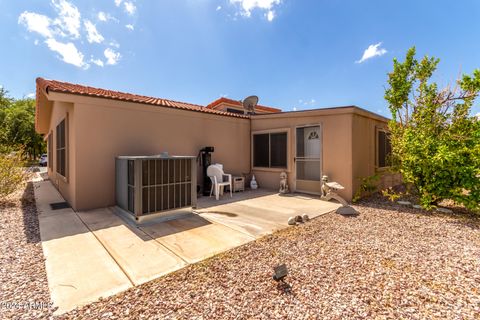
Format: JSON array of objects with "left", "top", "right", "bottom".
[
  {"left": 253, "top": 132, "right": 287, "bottom": 168},
  {"left": 48, "top": 133, "right": 53, "bottom": 169},
  {"left": 56, "top": 119, "right": 67, "bottom": 177},
  {"left": 270, "top": 133, "right": 287, "bottom": 167},
  {"left": 253, "top": 134, "right": 269, "bottom": 167},
  {"left": 377, "top": 130, "right": 392, "bottom": 168}
]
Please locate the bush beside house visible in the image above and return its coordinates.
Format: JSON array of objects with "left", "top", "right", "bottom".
[{"left": 385, "top": 47, "right": 480, "bottom": 210}]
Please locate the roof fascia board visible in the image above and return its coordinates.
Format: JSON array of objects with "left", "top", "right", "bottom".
[{"left": 251, "top": 106, "right": 389, "bottom": 122}]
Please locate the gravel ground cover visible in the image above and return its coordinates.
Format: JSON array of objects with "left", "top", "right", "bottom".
[
  {"left": 61, "top": 196, "right": 480, "bottom": 319},
  {"left": 0, "top": 181, "right": 53, "bottom": 319},
  {"left": 1, "top": 179, "right": 479, "bottom": 319}
]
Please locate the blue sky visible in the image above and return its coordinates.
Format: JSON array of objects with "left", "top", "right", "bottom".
[{"left": 1, "top": 0, "right": 479, "bottom": 116}]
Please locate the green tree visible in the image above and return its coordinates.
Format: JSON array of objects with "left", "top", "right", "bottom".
[
  {"left": 385, "top": 47, "right": 480, "bottom": 210},
  {"left": 0, "top": 89, "right": 45, "bottom": 159},
  {"left": 0, "top": 87, "right": 13, "bottom": 136}
]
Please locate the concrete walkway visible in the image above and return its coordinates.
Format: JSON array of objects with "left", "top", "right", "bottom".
[
  {"left": 77, "top": 208, "right": 187, "bottom": 285},
  {"left": 35, "top": 180, "right": 340, "bottom": 315},
  {"left": 35, "top": 181, "right": 132, "bottom": 315}
]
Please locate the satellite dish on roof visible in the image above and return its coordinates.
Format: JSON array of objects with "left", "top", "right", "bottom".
[{"left": 242, "top": 95, "right": 259, "bottom": 115}]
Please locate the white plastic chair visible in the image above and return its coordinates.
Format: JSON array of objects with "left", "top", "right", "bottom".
[{"left": 207, "top": 164, "right": 232, "bottom": 200}]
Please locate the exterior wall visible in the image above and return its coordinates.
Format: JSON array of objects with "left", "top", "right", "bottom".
[
  {"left": 70, "top": 97, "right": 250, "bottom": 210},
  {"left": 351, "top": 113, "right": 402, "bottom": 196},
  {"left": 251, "top": 111, "right": 354, "bottom": 200},
  {"left": 46, "top": 101, "right": 77, "bottom": 207},
  {"left": 40, "top": 90, "right": 396, "bottom": 209}
]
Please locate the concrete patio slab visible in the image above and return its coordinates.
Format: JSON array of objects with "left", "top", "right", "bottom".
[
  {"left": 197, "top": 209, "right": 284, "bottom": 238},
  {"left": 77, "top": 208, "right": 187, "bottom": 286},
  {"left": 35, "top": 181, "right": 132, "bottom": 315},
  {"left": 140, "top": 214, "right": 255, "bottom": 263},
  {"left": 195, "top": 192, "right": 342, "bottom": 237}
]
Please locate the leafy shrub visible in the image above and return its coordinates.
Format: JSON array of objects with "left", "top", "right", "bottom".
[
  {"left": 381, "top": 187, "right": 401, "bottom": 202},
  {"left": 0, "top": 153, "right": 25, "bottom": 201},
  {"left": 385, "top": 47, "right": 480, "bottom": 210},
  {"left": 353, "top": 174, "right": 380, "bottom": 202}
]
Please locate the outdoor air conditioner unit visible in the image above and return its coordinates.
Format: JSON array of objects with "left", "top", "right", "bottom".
[{"left": 115, "top": 155, "right": 197, "bottom": 222}]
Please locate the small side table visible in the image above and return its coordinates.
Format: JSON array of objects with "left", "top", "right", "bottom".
[{"left": 233, "top": 176, "right": 245, "bottom": 192}]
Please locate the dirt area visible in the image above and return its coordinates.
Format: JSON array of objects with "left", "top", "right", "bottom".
[
  {"left": 60, "top": 197, "right": 479, "bottom": 319},
  {"left": 0, "top": 182, "right": 54, "bottom": 319},
  {"left": 1, "top": 180, "right": 479, "bottom": 319}
]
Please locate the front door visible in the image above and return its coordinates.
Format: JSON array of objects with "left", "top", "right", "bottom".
[{"left": 295, "top": 125, "right": 322, "bottom": 194}]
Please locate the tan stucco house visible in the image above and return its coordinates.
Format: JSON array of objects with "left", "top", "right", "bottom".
[{"left": 35, "top": 77, "right": 398, "bottom": 211}]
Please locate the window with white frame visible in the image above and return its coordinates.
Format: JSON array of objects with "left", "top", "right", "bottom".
[{"left": 253, "top": 132, "right": 287, "bottom": 168}]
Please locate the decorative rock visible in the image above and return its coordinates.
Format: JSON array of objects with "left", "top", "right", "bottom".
[
  {"left": 397, "top": 201, "right": 412, "bottom": 206},
  {"left": 6, "top": 173, "right": 480, "bottom": 320},
  {"left": 437, "top": 207, "right": 453, "bottom": 214},
  {"left": 336, "top": 206, "right": 359, "bottom": 216},
  {"left": 294, "top": 215, "right": 303, "bottom": 223},
  {"left": 412, "top": 204, "right": 423, "bottom": 209},
  {"left": 302, "top": 214, "right": 310, "bottom": 222},
  {"left": 287, "top": 217, "right": 296, "bottom": 225}
]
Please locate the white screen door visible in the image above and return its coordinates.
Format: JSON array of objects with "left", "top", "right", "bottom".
[{"left": 295, "top": 125, "right": 322, "bottom": 194}]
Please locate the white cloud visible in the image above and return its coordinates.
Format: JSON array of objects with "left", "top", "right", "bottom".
[
  {"left": 475, "top": 112, "right": 480, "bottom": 118},
  {"left": 292, "top": 106, "right": 297, "bottom": 111},
  {"left": 91, "top": 58, "right": 104, "bottom": 67},
  {"left": 298, "top": 98, "right": 316, "bottom": 107},
  {"left": 98, "top": 10, "right": 119, "bottom": 23},
  {"left": 104, "top": 48, "right": 121, "bottom": 65},
  {"left": 84, "top": 20, "right": 104, "bottom": 43},
  {"left": 124, "top": 1, "right": 136, "bottom": 15},
  {"left": 18, "top": 12, "right": 54, "bottom": 38},
  {"left": 266, "top": 10, "right": 275, "bottom": 22},
  {"left": 97, "top": 11, "right": 107, "bottom": 21},
  {"left": 216, "top": 6, "right": 222, "bottom": 11},
  {"left": 19, "top": 0, "right": 129, "bottom": 68},
  {"left": 19, "top": 1, "right": 82, "bottom": 40},
  {"left": 45, "top": 38, "right": 87, "bottom": 68},
  {"left": 356, "top": 42, "right": 387, "bottom": 63},
  {"left": 230, "top": 0, "right": 281, "bottom": 19},
  {"left": 26, "top": 93, "right": 35, "bottom": 98},
  {"left": 51, "top": 0, "right": 81, "bottom": 39}
]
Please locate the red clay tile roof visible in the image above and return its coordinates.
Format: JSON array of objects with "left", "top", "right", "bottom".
[
  {"left": 36, "top": 78, "right": 249, "bottom": 119},
  {"left": 206, "top": 97, "right": 282, "bottom": 113}
]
